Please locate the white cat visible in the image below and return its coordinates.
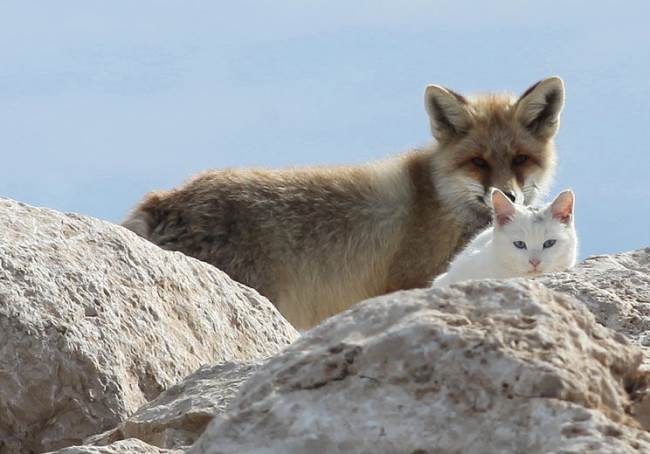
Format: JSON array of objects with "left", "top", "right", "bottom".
[{"left": 432, "top": 189, "right": 577, "bottom": 287}]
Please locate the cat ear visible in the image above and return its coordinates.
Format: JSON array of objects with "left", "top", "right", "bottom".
[
  {"left": 491, "top": 189, "right": 516, "bottom": 226},
  {"left": 515, "top": 76, "right": 565, "bottom": 140},
  {"left": 549, "top": 190, "right": 574, "bottom": 224},
  {"left": 424, "top": 85, "right": 471, "bottom": 142}
]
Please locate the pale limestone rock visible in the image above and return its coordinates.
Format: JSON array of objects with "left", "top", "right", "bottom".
[
  {"left": 188, "top": 281, "right": 650, "bottom": 454},
  {"left": 538, "top": 247, "right": 650, "bottom": 353},
  {"left": 44, "top": 438, "right": 181, "bottom": 454},
  {"left": 87, "top": 361, "right": 260, "bottom": 450},
  {"left": 0, "top": 198, "right": 298, "bottom": 453}
]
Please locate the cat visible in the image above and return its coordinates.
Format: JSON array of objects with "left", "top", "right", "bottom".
[{"left": 432, "top": 188, "right": 577, "bottom": 286}]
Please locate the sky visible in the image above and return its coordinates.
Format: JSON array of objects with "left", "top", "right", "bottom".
[{"left": 1, "top": 1, "right": 649, "bottom": 259}]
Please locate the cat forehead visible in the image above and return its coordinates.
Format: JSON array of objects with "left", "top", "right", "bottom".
[
  {"left": 525, "top": 206, "right": 548, "bottom": 224},
  {"left": 513, "top": 205, "right": 547, "bottom": 223},
  {"left": 502, "top": 207, "right": 564, "bottom": 236},
  {"left": 496, "top": 200, "right": 572, "bottom": 238},
  {"left": 526, "top": 204, "right": 544, "bottom": 216},
  {"left": 504, "top": 218, "right": 548, "bottom": 235}
]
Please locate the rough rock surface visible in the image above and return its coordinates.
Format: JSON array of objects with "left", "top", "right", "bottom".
[
  {"left": 539, "top": 247, "right": 650, "bottom": 360},
  {"left": 0, "top": 198, "right": 298, "bottom": 453},
  {"left": 189, "top": 280, "right": 650, "bottom": 454},
  {"left": 45, "top": 438, "right": 181, "bottom": 454},
  {"left": 87, "top": 361, "right": 260, "bottom": 449}
]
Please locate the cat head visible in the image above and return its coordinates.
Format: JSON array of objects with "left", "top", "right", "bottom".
[{"left": 490, "top": 188, "right": 577, "bottom": 275}]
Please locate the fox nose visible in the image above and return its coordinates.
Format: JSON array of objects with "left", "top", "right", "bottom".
[
  {"left": 529, "top": 258, "right": 541, "bottom": 268},
  {"left": 504, "top": 191, "right": 517, "bottom": 203}
]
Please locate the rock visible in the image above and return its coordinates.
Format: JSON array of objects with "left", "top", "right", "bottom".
[
  {"left": 0, "top": 198, "right": 298, "bottom": 453},
  {"left": 538, "top": 247, "right": 650, "bottom": 359},
  {"left": 44, "top": 438, "right": 181, "bottom": 454},
  {"left": 188, "top": 280, "right": 650, "bottom": 454},
  {"left": 87, "top": 361, "right": 261, "bottom": 450}
]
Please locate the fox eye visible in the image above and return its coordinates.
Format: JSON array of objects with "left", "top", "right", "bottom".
[
  {"left": 513, "top": 241, "right": 527, "bottom": 249},
  {"left": 543, "top": 239, "right": 556, "bottom": 249},
  {"left": 471, "top": 157, "right": 489, "bottom": 169},
  {"left": 512, "top": 155, "right": 529, "bottom": 166}
]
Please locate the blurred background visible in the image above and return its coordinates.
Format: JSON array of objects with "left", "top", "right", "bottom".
[{"left": 1, "top": 1, "right": 648, "bottom": 258}]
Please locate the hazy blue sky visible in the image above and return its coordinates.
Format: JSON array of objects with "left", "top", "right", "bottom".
[{"left": 1, "top": 1, "right": 649, "bottom": 259}]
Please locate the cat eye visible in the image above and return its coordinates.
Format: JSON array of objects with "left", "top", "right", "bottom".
[
  {"left": 543, "top": 239, "right": 556, "bottom": 249},
  {"left": 513, "top": 241, "right": 527, "bottom": 249},
  {"left": 471, "top": 157, "right": 489, "bottom": 169},
  {"left": 512, "top": 155, "right": 529, "bottom": 166}
]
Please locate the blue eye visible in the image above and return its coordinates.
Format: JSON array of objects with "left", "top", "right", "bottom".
[
  {"left": 513, "top": 241, "right": 527, "bottom": 249},
  {"left": 543, "top": 239, "right": 556, "bottom": 249}
]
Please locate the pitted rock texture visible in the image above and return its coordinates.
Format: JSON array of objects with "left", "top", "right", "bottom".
[
  {"left": 0, "top": 198, "right": 298, "bottom": 453},
  {"left": 539, "top": 247, "right": 650, "bottom": 361},
  {"left": 44, "top": 438, "right": 181, "bottom": 454},
  {"left": 87, "top": 361, "right": 261, "bottom": 450},
  {"left": 188, "top": 281, "right": 650, "bottom": 454}
]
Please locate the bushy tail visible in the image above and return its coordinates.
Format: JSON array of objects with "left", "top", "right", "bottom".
[
  {"left": 121, "top": 209, "right": 155, "bottom": 239},
  {"left": 121, "top": 192, "right": 167, "bottom": 239}
]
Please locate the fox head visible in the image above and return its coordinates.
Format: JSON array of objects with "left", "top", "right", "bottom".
[{"left": 425, "top": 77, "right": 564, "bottom": 219}]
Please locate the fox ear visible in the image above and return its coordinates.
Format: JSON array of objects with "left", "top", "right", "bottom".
[
  {"left": 424, "top": 85, "right": 471, "bottom": 142},
  {"left": 515, "top": 76, "right": 565, "bottom": 140},
  {"left": 549, "top": 190, "right": 574, "bottom": 224},
  {"left": 491, "top": 189, "right": 516, "bottom": 226}
]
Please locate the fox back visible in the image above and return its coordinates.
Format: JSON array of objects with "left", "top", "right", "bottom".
[{"left": 123, "top": 77, "right": 565, "bottom": 329}]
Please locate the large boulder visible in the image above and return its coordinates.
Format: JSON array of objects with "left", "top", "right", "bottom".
[
  {"left": 539, "top": 247, "right": 650, "bottom": 358},
  {"left": 0, "top": 199, "right": 298, "bottom": 453},
  {"left": 188, "top": 280, "right": 650, "bottom": 454},
  {"left": 87, "top": 361, "right": 261, "bottom": 450}
]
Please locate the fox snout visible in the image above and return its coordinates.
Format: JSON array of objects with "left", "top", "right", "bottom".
[
  {"left": 491, "top": 183, "right": 524, "bottom": 204},
  {"left": 483, "top": 185, "right": 523, "bottom": 206}
]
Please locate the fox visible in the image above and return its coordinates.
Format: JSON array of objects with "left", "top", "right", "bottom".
[{"left": 122, "top": 77, "right": 565, "bottom": 330}]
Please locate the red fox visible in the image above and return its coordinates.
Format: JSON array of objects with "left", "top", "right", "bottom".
[{"left": 123, "top": 77, "right": 564, "bottom": 330}]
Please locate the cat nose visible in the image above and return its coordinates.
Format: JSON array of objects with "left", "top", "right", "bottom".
[
  {"left": 529, "top": 258, "right": 541, "bottom": 268},
  {"left": 504, "top": 191, "right": 517, "bottom": 203}
]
